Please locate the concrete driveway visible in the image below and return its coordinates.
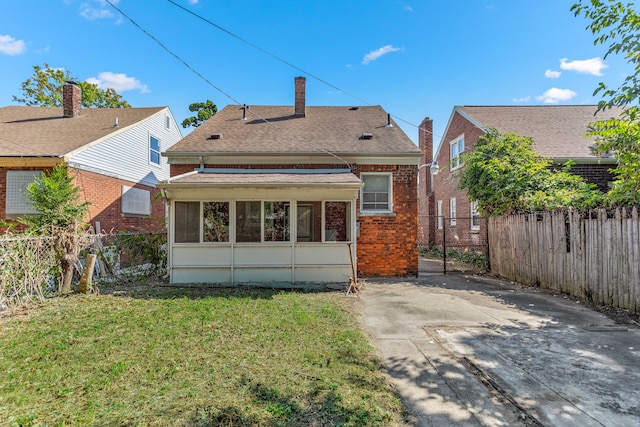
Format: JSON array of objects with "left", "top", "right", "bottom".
[{"left": 359, "top": 268, "right": 640, "bottom": 426}]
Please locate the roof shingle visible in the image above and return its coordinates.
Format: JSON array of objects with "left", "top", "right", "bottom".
[
  {"left": 166, "top": 105, "right": 420, "bottom": 156},
  {"left": 456, "top": 105, "right": 625, "bottom": 159},
  {"left": 0, "top": 106, "right": 166, "bottom": 157}
]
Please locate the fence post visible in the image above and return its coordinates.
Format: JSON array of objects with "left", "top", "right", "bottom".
[
  {"left": 485, "top": 217, "right": 491, "bottom": 271},
  {"left": 79, "top": 253, "right": 96, "bottom": 294},
  {"left": 443, "top": 219, "right": 447, "bottom": 274}
]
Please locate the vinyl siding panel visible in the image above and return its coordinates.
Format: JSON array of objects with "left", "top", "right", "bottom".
[{"left": 68, "top": 109, "right": 182, "bottom": 187}]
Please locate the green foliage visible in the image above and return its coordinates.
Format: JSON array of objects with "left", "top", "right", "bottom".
[
  {"left": 572, "top": 1, "right": 640, "bottom": 206},
  {"left": 0, "top": 289, "right": 405, "bottom": 426},
  {"left": 12, "top": 63, "right": 131, "bottom": 108},
  {"left": 588, "top": 117, "right": 640, "bottom": 205},
  {"left": 20, "top": 164, "right": 90, "bottom": 293},
  {"left": 21, "top": 164, "right": 90, "bottom": 230},
  {"left": 458, "top": 129, "right": 603, "bottom": 216},
  {"left": 571, "top": 1, "right": 640, "bottom": 111},
  {"left": 181, "top": 99, "right": 217, "bottom": 128},
  {"left": 111, "top": 232, "right": 167, "bottom": 280}
]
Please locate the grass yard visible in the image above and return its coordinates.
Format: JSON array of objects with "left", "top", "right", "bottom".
[{"left": 0, "top": 285, "right": 407, "bottom": 427}]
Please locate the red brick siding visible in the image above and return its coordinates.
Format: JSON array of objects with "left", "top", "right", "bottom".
[
  {"left": 0, "top": 166, "right": 164, "bottom": 233},
  {"left": 170, "top": 162, "right": 418, "bottom": 277},
  {"left": 431, "top": 111, "right": 486, "bottom": 249},
  {"left": 418, "top": 117, "right": 435, "bottom": 246},
  {"left": 72, "top": 169, "right": 164, "bottom": 233}
]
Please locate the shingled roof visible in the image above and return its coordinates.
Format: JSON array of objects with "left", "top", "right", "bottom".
[
  {"left": 165, "top": 104, "right": 420, "bottom": 157},
  {"left": 0, "top": 105, "right": 166, "bottom": 157},
  {"left": 454, "top": 105, "right": 625, "bottom": 160}
]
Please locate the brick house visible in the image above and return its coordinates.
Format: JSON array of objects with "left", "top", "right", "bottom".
[
  {"left": 418, "top": 105, "right": 624, "bottom": 250},
  {"left": 159, "top": 77, "right": 421, "bottom": 285},
  {"left": 0, "top": 82, "right": 182, "bottom": 233}
]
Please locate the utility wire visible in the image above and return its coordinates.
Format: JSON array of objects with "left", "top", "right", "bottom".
[
  {"left": 104, "top": 0, "right": 352, "bottom": 166},
  {"left": 166, "top": 0, "right": 440, "bottom": 140}
]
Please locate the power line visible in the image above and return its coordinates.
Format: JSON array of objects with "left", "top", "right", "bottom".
[
  {"left": 165, "top": 0, "right": 439, "bottom": 140},
  {"left": 104, "top": 0, "right": 352, "bottom": 166}
]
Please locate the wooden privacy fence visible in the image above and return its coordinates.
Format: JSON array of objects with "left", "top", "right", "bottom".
[{"left": 488, "top": 207, "right": 640, "bottom": 313}]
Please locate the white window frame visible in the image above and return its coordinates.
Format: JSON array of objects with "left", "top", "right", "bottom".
[
  {"left": 360, "top": 173, "right": 393, "bottom": 213},
  {"left": 450, "top": 135, "right": 464, "bottom": 170},
  {"left": 470, "top": 200, "right": 481, "bottom": 231},
  {"left": 122, "top": 186, "right": 151, "bottom": 216},
  {"left": 450, "top": 198, "right": 457, "bottom": 226},
  {"left": 5, "top": 170, "right": 42, "bottom": 217},
  {"left": 437, "top": 200, "right": 443, "bottom": 230},
  {"left": 149, "top": 134, "right": 161, "bottom": 166}
]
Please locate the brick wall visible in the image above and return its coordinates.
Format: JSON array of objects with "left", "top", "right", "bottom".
[
  {"left": 170, "top": 162, "right": 419, "bottom": 277},
  {"left": 418, "top": 117, "right": 435, "bottom": 246},
  {"left": 556, "top": 163, "right": 614, "bottom": 193},
  {"left": 0, "top": 166, "right": 164, "bottom": 233},
  {"left": 72, "top": 168, "right": 164, "bottom": 233},
  {"left": 431, "top": 111, "right": 486, "bottom": 250}
]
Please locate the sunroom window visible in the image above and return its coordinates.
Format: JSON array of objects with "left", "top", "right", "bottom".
[
  {"left": 264, "top": 202, "right": 290, "bottom": 242},
  {"left": 236, "top": 201, "right": 261, "bottom": 242},
  {"left": 203, "top": 202, "right": 230, "bottom": 242}
]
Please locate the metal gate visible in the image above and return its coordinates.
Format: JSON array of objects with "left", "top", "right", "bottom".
[{"left": 420, "top": 216, "right": 489, "bottom": 274}]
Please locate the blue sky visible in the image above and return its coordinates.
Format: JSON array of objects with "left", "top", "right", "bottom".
[{"left": 0, "top": 0, "right": 632, "bottom": 151}]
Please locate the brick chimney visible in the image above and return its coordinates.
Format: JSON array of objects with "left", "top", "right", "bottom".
[
  {"left": 418, "top": 117, "right": 435, "bottom": 247},
  {"left": 294, "top": 76, "right": 306, "bottom": 117},
  {"left": 63, "top": 81, "right": 82, "bottom": 118}
]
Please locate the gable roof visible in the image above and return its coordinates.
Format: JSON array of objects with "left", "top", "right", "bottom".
[
  {"left": 449, "top": 105, "right": 625, "bottom": 160},
  {"left": 0, "top": 105, "right": 167, "bottom": 157},
  {"left": 165, "top": 105, "right": 420, "bottom": 157}
]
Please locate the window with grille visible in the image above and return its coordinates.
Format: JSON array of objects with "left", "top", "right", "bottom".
[{"left": 361, "top": 173, "right": 392, "bottom": 212}]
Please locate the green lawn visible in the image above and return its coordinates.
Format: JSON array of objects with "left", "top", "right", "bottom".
[{"left": 0, "top": 286, "right": 407, "bottom": 426}]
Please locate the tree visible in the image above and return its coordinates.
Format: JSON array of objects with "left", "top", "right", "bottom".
[
  {"left": 181, "top": 99, "right": 217, "bottom": 128},
  {"left": 458, "top": 129, "right": 603, "bottom": 216},
  {"left": 12, "top": 63, "right": 131, "bottom": 108},
  {"left": 572, "top": 1, "right": 640, "bottom": 206},
  {"left": 20, "top": 164, "right": 90, "bottom": 293}
]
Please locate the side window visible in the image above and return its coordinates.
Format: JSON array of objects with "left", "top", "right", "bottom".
[
  {"left": 437, "top": 200, "right": 443, "bottom": 230},
  {"left": 6, "top": 170, "right": 42, "bottom": 217},
  {"left": 470, "top": 200, "right": 480, "bottom": 230},
  {"left": 361, "top": 173, "right": 392, "bottom": 212},
  {"left": 450, "top": 198, "right": 457, "bottom": 226},
  {"left": 149, "top": 135, "right": 161, "bottom": 165},
  {"left": 450, "top": 136, "right": 464, "bottom": 170}
]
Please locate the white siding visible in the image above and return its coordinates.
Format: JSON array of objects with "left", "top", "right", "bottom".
[{"left": 68, "top": 108, "right": 182, "bottom": 186}]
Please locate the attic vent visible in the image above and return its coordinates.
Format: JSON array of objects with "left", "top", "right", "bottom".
[
  {"left": 360, "top": 133, "right": 373, "bottom": 140},
  {"left": 349, "top": 107, "right": 359, "bottom": 110},
  {"left": 209, "top": 133, "right": 223, "bottom": 140}
]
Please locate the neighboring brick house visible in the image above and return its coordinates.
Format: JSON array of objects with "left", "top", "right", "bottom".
[
  {"left": 159, "top": 77, "right": 421, "bottom": 285},
  {"left": 0, "top": 82, "right": 182, "bottom": 233},
  {"left": 418, "top": 105, "right": 624, "bottom": 250}
]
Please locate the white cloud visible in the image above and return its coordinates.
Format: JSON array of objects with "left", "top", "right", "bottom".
[
  {"left": 536, "top": 87, "right": 577, "bottom": 104},
  {"left": 545, "top": 69, "right": 561, "bottom": 79},
  {"left": 188, "top": 0, "right": 199, "bottom": 4},
  {"left": 86, "top": 72, "right": 149, "bottom": 93},
  {"left": 362, "top": 45, "right": 401, "bottom": 65},
  {"left": 404, "top": 5, "right": 413, "bottom": 12},
  {"left": 560, "top": 57, "right": 607, "bottom": 76},
  {"left": 80, "top": 0, "right": 119, "bottom": 20},
  {"left": 0, "top": 35, "right": 26, "bottom": 55},
  {"left": 513, "top": 96, "right": 530, "bottom": 103}
]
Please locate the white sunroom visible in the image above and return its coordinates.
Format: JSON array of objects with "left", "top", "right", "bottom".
[{"left": 158, "top": 169, "right": 363, "bottom": 285}]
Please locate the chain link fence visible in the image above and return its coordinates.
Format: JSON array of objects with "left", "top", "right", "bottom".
[
  {"left": 420, "top": 216, "right": 489, "bottom": 274},
  {"left": 0, "top": 232, "right": 167, "bottom": 310}
]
